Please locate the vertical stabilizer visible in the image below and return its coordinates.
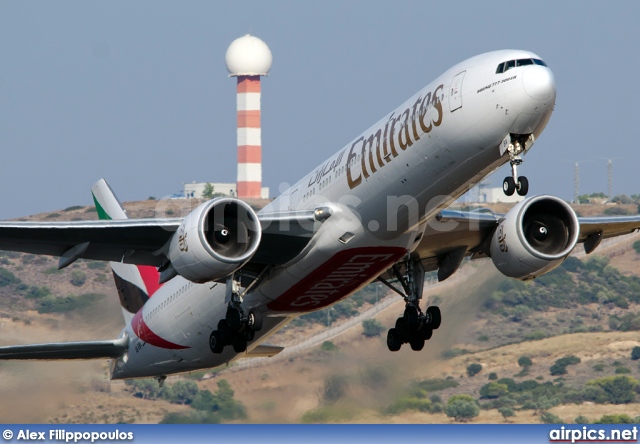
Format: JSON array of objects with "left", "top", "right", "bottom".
[{"left": 91, "top": 179, "right": 163, "bottom": 324}]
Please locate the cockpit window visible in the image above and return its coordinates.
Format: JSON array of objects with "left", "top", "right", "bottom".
[{"left": 496, "top": 58, "right": 547, "bottom": 74}]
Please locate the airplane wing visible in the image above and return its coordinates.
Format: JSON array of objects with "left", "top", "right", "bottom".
[
  {"left": 0, "top": 210, "right": 316, "bottom": 269},
  {"left": 0, "top": 203, "right": 637, "bottom": 280},
  {"left": 0, "top": 336, "right": 128, "bottom": 360},
  {"left": 407, "top": 209, "right": 640, "bottom": 281}
]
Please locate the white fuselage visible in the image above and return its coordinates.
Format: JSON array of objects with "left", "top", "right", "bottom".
[{"left": 111, "top": 49, "right": 556, "bottom": 379}]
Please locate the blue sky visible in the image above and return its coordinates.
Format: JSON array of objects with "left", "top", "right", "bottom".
[{"left": 1, "top": 1, "right": 638, "bottom": 218}]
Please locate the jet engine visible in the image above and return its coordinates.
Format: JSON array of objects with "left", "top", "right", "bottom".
[
  {"left": 489, "top": 195, "right": 579, "bottom": 280},
  {"left": 167, "top": 198, "right": 262, "bottom": 283}
]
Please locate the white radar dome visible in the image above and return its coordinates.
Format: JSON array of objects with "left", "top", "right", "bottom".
[{"left": 225, "top": 34, "right": 272, "bottom": 76}]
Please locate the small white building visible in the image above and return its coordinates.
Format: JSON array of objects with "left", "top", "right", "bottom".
[
  {"left": 183, "top": 182, "right": 269, "bottom": 199},
  {"left": 475, "top": 186, "right": 523, "bottom": 204}
]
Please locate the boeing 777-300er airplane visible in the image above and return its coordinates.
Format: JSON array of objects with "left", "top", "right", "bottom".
[{"left": 1, "top": 49, "right": 639, "bottom": 383}]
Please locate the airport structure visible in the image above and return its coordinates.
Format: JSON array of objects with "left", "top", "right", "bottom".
[
  {"left": 184, "top": 35, "right": 271, "bottom": 200},
  {"left": 465, "top": 181, "right": 523, "bottom": 204},
  {"left": 225, "top": 34, "right": 272, "bottom": 199}
]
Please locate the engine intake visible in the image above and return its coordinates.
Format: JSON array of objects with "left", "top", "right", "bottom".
[
  {"left": 168, "top": 198, "right": 261, "bottom": 283},
  {"left": 489, "top": 195, "right": 579, "bottom": 280}
]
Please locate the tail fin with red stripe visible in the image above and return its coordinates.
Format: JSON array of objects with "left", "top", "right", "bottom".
[{"left": 91, "top": 179, "right": 163, "bottom": 324}]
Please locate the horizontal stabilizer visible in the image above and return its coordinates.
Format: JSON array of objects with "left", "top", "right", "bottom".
[
  {"left": 0, "top": 336, "right": 128, "bottom": 360},
  {"left": 243, "top": 344, "right": 284, "bottom": 358}
]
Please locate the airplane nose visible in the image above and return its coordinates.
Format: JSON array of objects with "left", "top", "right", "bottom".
[{"left": 522, "top": 67, "right": 556, "bottom": 100}]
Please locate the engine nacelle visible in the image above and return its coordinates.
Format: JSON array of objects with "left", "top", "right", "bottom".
[
  {"left": 489, "top": 195, "right": 579, "bottom": 280},
  {"left": 167, "top": 198, "right": 261, "bottom": 283}
]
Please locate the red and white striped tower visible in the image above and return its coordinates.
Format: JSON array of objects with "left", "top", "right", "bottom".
[{"left": 225, "top": 35, "right": 272, "bottom": 199}]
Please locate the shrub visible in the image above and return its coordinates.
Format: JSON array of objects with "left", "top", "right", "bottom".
[
  {"left": 70, "top": 271, "right": 87, "bottom": 287},
  {"left": 384, "top": 396, "right": 432, "bottom": 415},
  {"left": 414, "top": 378, "right": 459, "bottom": 392},
  {"left": 167, "top": 380, "right": 199, "bottom": 405},
  {"left": 586, "top": 376, "right": 638, "bottom": 404},
  {"left": 518, "top": 356, "right": 533, "bottom": 368},
  {"left": 466, "top": 363, "right": 483, "bottom": 377},
  {"left": 63, "top": 205, "right": 84, "bottom": 212},
  {"left": 550, "top": 355, "right": 581, "bottom": 376},
  {"left": 498, "top": 407, "right": 515, "bottom": 420},
  {"left": 362, "top": 319, "right": 385, "bottom": 337},
  {"left": 574, "top": 415, "right": 590, "bottom": 424},
  {"left": 488, "top": 372, "right": 498, "bottom": 381},
  {"left": 595, "top": 414, "right": 634, "bottom": 424},
  {"left": 301, "top": 406, "right": 355, "bottom": 423},
  {"left": 634, "top": 241, "right": 640, "bottom": 255},
  {"left": 36, "top": 293, "right": 104, "bottom": 314},
  {"left": 25, "top": 286, "right": 51, "bottom": 299},
  {"left": 479, "top": 382, "right": 509, "bottom": 399},
  {"left": 603, "top": 207, "right": 630, "bottom": 216},
  {"left": 541, "top": 411, "right": 563, "bottom": 424},
  {"left": 322, "top": 375, "right": 348, "bottom": 405},
  {"left": 445, "top": 395, "right": 479, "bottom": 422},
  {"left": 441, "top": 348, "right": 469, "bottom": 359},
  {"left": 0, "top": 268, "right": 19, "bottom": 287},
  {"left": 615, "top": 367, "right": 631, "bottom": 374},
  {"left": 191, "top": 380, "right": 246, "bottom": 420},
  {"left": 632, "top": 346, "right": 640, "bottom": 361},
  {"left": 321, "top": 341, "right": 338, "bottom": 352}
]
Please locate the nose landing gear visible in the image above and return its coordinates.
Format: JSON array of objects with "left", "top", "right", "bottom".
[{"left": 502, "top": 135, "right": 532, "bottom": 197}]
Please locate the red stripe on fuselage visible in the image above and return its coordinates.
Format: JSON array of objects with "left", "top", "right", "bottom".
[
  {"left": 268, "top": 246, "right": 407, "bottom": 312},
  {"left": 131, "top": 310, "right": 189, "bottom": 350}
]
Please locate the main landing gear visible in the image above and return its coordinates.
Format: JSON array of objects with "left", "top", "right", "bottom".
[
  {"left": 209, "top": 274, "right": 263, "bottom": 354},
  {"left": 378, "top": 259, "right": 442, "bottom": 352},
  {"left": 503, "top": 135, "right": 530, "bottom": 197}
]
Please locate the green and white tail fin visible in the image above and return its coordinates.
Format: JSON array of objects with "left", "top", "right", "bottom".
[{"left": 91, "top": 179, "right": 163, "bottom": 325}]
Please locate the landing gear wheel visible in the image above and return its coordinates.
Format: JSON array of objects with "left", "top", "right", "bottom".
[
  {"left": 404, "top": 306, "right": 420, "bottom": 331},
  {"left": 209, "top": 331, "right": 224, "bottom": 354},
  {"left": 503, "top": 177, "right": 516, "bottom": 196},
  {"left": 516, "top": 176, "right": 529, "bottom": 196},
  {"left": 395, "top": 317, "right": 410, "bottom": 342},
  {"left": 409, "top": 336, "right": 425, "bottom": 351},
  {"left": 226, "top": 306, "right": 242, "bottom": 331},
  {"left": 420, "top": 326, "right": 433, "bottom": 340},
  {"left": 245, "top": 329, "right": 255, "bottom": 342},
  {"left": 248, "top": 309, "right": 263, "bottom": 331},
  {"left": 426, "top": 306, "right": 441, "bottom": 330},
  {"left": 217, "top": 319, "right": 232, "bottom": 345},
  {"left": 387, "top": 328, "right": 402, "bottom": 352},
  {"left": 231, "top": 335, "right": 248, "bottom": 353}
]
